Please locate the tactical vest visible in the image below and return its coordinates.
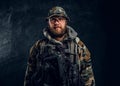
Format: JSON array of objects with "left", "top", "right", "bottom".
[{"left": 31, "top": 37, "right": 84, "bottom": 86}]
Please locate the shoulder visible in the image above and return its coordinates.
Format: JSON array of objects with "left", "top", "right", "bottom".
[
  {"left": 75, "top": 37, "right": 91, "bottom": 61},
  {"left": 75, "top": 37, "right": 84, "bottom": 47},
  {"left": 30, "top": 38, "right": 47, "bottom": 54},
  {"left": 74, "top": 37, "right": 86, "bottom": 48}
]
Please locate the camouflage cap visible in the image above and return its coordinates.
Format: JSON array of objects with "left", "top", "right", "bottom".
[{"left": 46, "top": 6, "right": 70, "bottom": 21}]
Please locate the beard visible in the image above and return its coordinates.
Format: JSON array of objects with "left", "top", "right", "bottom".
[{"left": 48, "top": 26, "right": 67, "bottom": 38}]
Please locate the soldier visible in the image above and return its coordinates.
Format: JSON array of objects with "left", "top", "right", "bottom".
[{"left": 24, "top": 6, "right": 95, "bottom": 86}]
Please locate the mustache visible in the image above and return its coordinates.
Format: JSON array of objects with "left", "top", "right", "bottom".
[{"left": 54, "top": 26, "right": 61, "bottom": 28}]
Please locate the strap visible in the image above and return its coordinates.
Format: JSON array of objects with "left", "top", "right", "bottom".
[
  {"left": 68, "top": 37, "right": 80, "bottom": 64},
  {"left": 69, "top": 39, "right": 75, "bottom": 63},
  {"left": 74, "top": 37, "right": 81, "bottom": 70},
  {"left": 39, "top": 39, "right": 47, "bottom": 55}
]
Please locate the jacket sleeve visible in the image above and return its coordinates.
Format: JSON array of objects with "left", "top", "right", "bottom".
[
  {"left": 24, "top": 40, "right": 40, "bottom": 86},
  {"left": 78, "top": 40, "right": 95, "bottom": 86}
]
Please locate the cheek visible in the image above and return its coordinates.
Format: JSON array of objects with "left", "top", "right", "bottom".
[
  {"left": 62, "top": 21, "right": 67, "bottom": 28},
  {"left": 48, "top": 21, "right": 53, "bottom": 27}
]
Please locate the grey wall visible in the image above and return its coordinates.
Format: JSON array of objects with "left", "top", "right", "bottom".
[{"left": 0, "top": 0, "right": 113, "bottom": 86}]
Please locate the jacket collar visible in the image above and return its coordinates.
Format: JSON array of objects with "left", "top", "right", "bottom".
[{"left": 43, "top": 25, "right": 78, "bottom": 45}]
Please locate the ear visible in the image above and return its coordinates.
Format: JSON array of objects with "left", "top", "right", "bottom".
[
  {"left": 45, "top": 17, "right": 49, "bottom": 21},
  {"left": 48, "top": 19, "right": 51, "bottom": 24}
]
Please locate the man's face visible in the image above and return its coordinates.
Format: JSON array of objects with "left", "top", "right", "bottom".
[{"left": 48, "top": 16, "right": 67, "bottom": 37}]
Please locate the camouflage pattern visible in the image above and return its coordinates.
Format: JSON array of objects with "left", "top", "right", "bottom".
[
  {"left": 46, "top": 6, "right": 70, "bottom": 21},
  {"left": 77, "top": 39, "right": 95, "bottom": 86},
  {"left": 24, "top": 25, "right": 95, "bottom": 86}
]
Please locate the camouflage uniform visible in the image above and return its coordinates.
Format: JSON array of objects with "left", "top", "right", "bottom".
[{"left": 24, "top": 6, "right": 95, "bottom": 86}]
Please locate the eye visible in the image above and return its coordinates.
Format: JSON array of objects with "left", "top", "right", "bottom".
[
  {"left": 58, "top": 17, "right": 65, "bottom": 20},
  {"left": 49, "top": 18, "right": 56, "bottom": 23},
  {"left": 50, "top": 17, "right": 56, "bottom": 21}
]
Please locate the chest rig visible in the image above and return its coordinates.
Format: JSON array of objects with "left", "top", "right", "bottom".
[{"left": 33, "top": 38, "right": 83, "bottom": 86}]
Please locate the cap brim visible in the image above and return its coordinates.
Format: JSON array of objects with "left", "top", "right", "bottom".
[{"left": 46, "top": 14, "right": 70, "bottom": 21}]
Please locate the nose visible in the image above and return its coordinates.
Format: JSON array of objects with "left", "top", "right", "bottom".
[{"left": 54, "top": 20, "right": 59, "bottom": 24}]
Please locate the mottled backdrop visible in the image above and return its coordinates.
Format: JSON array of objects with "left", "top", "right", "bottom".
[{"left": 0, "top": 0, "right": 118, "bottom": 86}]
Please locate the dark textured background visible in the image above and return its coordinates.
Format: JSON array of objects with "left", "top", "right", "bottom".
[{"left": 0, "top": 0, "right": 119, "bottom": 86}]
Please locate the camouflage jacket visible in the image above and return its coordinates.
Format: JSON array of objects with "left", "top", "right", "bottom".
[{"left": 24, "top": 26, "right": 95, "bottom": 86}]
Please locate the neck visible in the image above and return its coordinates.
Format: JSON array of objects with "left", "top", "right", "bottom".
[{"left": 54, "top": 35, "right": 66, "bottom": 41}]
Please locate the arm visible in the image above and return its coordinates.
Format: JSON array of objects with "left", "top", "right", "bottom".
[
  {"left": 78, "top": 40, "right": 95, "bottom": 86},
  {"left": 24, "top": 41, "right": 40, "bottom": 86}
]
